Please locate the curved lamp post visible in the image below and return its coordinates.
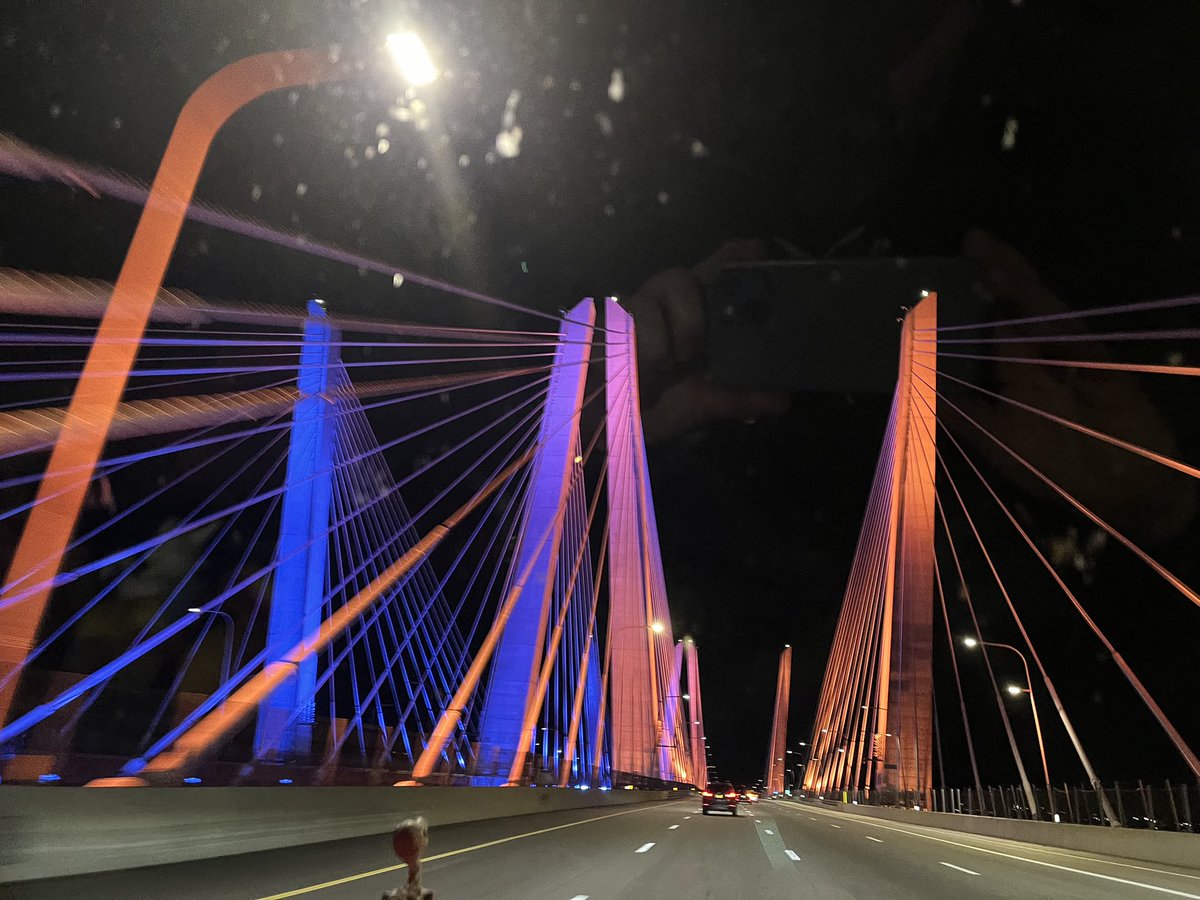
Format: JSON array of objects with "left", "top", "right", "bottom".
[{"left": 0, "top": 38, "right": 433, "bottom": 729}]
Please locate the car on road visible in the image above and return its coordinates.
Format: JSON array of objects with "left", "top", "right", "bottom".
[{"left": 702, "top": 782, "right": 740, "bottom": 816}]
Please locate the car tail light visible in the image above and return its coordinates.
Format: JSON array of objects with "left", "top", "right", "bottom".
[
  {"left": 725, "top": 791, "right": 738, "bottom": 798},
  {"left": 701, "top": 791, "right": 713, "bottom": 797}
]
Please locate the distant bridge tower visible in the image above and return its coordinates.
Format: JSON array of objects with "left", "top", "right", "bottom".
[{"left": 765, "top": 645, "right": 792, "bottom": 795}]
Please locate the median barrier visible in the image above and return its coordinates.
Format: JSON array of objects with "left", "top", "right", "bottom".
[
  {"left": 0, "top": 785, "right": 672, "bottom": 883},
  {"left": 793, "top": 799, "right": 1200, "bottom": 870}
]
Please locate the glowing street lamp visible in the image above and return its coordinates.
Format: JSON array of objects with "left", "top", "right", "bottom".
[
  {"left": 385, "top": 31, "right": 438, "bottom": 85},
  {"left": 962, "top": 635, "right": 1053, "bottom": 817},
  {"left": 650, "top": 621, "right": 665, "bottom": 635}
]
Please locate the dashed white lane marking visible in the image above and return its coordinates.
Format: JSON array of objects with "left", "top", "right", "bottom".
[
  {"left": 568, "top": 895, "right": 589, "bottom": 900},
  {"left": 635, "top": 842, "right": 656, "bottom": 853},
  {"left": 830, "top": 824, "right": 842, "bottom": 829},
  {"left": 940, "top": 862, "right": 980, "bottom": 876},
  {"left": 808, "top": 817, "right": 818, "bottom": 821},
  {"left": 866, "top": 836, "right": 885, "bottom": 843},
  {"left": 683, "top": 815, "right": 692, "bottom": 820},
  {"left": 764, "top": 829, "right": 774, "bottom": 835},
  {"left": 785, "top": 850, "right": 802, "bottom": 861},
  {"left": 668, "top": 825, "right": 680, "bottom": 830}
]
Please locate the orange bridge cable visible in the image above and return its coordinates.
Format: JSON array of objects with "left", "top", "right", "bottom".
[
  {"left": 912, "top": 370, "right": 1200, "bottom": 610},
  {"left": 830, "top": 510, "right": 893, "bottom": 791},
  {"left": 0, "top": 365, "right": 551, "bottom": 461},
  {"left": 405, "top": 368, "right": 611, "bottom": 783},
  {"left": 506, "top": 457, "right": 610, "bottom": 786},
  {"left": 914, "top": 293, "right": 1200, "bottom": 334},
  {"left": 913, "top": 360, "right": 1200, "bottom": 481},
  {"left": 929, "top": 472, "right": 1039, "bottom": 813},
  {"left": 915, "top": 327, "right": 1200, "bottom": 346},
  {"left": 911, "top": 401, "right": 1118, "bottom": 823},
  {"left": 808, "top": 487, "right": 892, "bottom": 792},
  {"left": 0, "top": 368, "right": 559, "bottom": 609},
  {"left": 938, "top": 350, "right": 1200, "bottom": 379},
  {"left": 806, "top": 429, "right": 895, "bottom": 774},
  {"left": 558, "top": 528, "right": 610, "bottom": 788},
  {"left": 922, "top": 399, "right": 1200, "bottom": 780},
  {"left": 905, "top": 415, "right": 986, "bottom": 799},
  {"left": 105, "top": 446, "right": 537, "bottom": 783}
]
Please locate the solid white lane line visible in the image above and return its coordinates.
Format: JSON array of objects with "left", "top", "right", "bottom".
[
  {"left": 866, "top": 836, "right": 884, "bottom": 843},
  {"left": 957, "top": 831, "right": 1200, "bottom": 883},
  {"left": 785, "top": 850, "right": 802, "bottom": 861},
  {"left": 940, "top": 862, "right": 980, "bottom": 876},
  {"left": 788, "top": 806, "right": 1200, "bottom": 899},
  {"left": 668, "top": 825, "right": 680, "bottom": 830},
  {"left": 635, "top": 842, "right": 656, "bottom": 853}
]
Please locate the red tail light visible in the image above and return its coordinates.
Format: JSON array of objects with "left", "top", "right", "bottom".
[
  {"left": 701, "top": 790, "right": 713, "bottom": 797},
  {"left": 725, "top": 791, "right": 738, "bottom": 798}
]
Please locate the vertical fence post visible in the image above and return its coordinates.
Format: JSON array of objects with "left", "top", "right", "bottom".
[
  {"left": 1110, "top": 781, "right": 1120, "bottom": 827},
  {"left": 1165, "top": 779, "right": 1180, "bottom": 831},
  {"left": 1179, "top": 782, "right": 1193, "bottom": 833}
]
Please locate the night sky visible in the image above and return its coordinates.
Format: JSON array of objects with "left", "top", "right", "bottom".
[{"left": 2, "top": 1, "right": 1198, "bottom": 787}]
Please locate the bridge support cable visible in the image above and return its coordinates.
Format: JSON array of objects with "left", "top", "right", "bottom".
[
  {"left": 558, "top": 528, "right": 610, "bottom": 787},
  {"left": 503, "top": 449, "right": 608, "bottom": 785},
  {"left": 83, "top": 445, "right": 537, "bottom": 785},
  {"left": 910, "top": 397, "right": 1118, "bottom": 826},
  {"left": 0, "top": 361, "right": 555, "bottom": 757},
  {"left": 0, "top": 49, "right": 350, "bottom": 732},
  {"left": 407, "top": 368, "right": 611, "bottom": 784},
  {"left": 910, "top": 379, "right": 1200, "bottom": 781}
]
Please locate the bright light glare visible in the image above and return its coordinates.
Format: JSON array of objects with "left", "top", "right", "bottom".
[
  {"left": 1006, "top": 684, "right": 1023, "bottom": 696},
  {"left": 962, "top": 636, "right": 979, "bottom": 648},
  {"left": 386, "top": 32, "right": 437, "bottom": 85},
  {"left": 650, "top": 621, "right": 665, "bottom": 634}
]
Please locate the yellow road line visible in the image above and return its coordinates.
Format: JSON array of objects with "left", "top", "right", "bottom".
[{"left": 256, "top": 800, "right": 681, "bottom": 899}]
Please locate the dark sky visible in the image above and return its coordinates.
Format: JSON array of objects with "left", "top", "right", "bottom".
[{"left": 2, "top": 1, "right": 1198, "bottom": 787}]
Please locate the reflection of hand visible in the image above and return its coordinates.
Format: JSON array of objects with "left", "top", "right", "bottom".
[
  {"left": 628, "top": 240, "right": 789, "bottom": 443},
  {"left": 956, "top": 230, "right": 1194, "bottom": 544}
]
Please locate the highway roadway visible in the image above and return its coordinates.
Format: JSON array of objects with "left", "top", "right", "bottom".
[{"left": 5, "top": 797, "right": 1200, "bottom": 899}]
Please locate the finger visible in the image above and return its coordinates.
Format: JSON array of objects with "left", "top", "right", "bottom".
[
  {"left": 627, "top": 267, "right": 703, "bottom": 370},
  {"left": 693, "top": 238, "right": 768, "bottom": 285}
]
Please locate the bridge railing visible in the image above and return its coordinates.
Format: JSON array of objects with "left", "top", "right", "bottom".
[{"left": 830, "top": 779, "right": 1197, "bottom": 832}]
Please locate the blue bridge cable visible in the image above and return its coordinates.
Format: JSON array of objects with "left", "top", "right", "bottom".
[
  {"left": 252, "top": 400, "right": 549, "bottom": 771},
  {"left": 258, "top": 415, "right": 549, "bottom": 777},
  {"left": 0, "top": 360, "right": 552, "bottom": 493},
  {"left": 0, "top": 376, "right": 553, "bottom": 749},
  {"left": 0, "top": 370, "right": 556, "bottom": 611},
  {"left": 318, "top": 427, "right": 536, "bottom": 769},
  {"left": 0, "top": 418, "right": 290, "bottom": 694}
]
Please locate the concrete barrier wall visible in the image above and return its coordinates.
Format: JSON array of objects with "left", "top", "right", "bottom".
[
  {"left": 803, "top": 800, "right": 1200, "bottom": 870},
  {"left": 0, "top": 786, "right": 671, "bottom": 883}
]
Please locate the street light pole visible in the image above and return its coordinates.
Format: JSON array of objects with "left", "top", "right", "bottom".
[
  {"left": 965, "top": 637, "right": 1054, "bottom": 818},
  {"left": 188, "top": 608, "right": 234, "bottom": 692}
]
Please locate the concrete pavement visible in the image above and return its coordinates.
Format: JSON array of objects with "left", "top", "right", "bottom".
[{"left": 5, "top": 797, "right": 1200, "bottom": 898}]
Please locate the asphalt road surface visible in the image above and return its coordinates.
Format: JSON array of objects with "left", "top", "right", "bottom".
[{"left": 5, "top": 798, "right": 1200, "bottom": 899}]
